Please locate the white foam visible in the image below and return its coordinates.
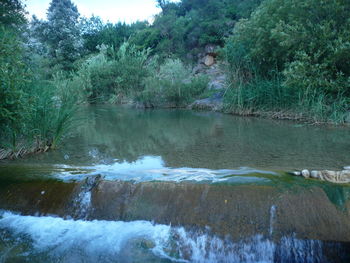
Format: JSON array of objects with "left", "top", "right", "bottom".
[
  {"left": 51, "top": 156, "right": 275, "bottom": 183},
  {"left": 0, "top": 211, "right": 325, "bottom": 263},
  {"left": 0, "top": 211, "right": 172, "bottom": 262}
]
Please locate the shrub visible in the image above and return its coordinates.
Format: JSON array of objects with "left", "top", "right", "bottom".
[
  {"left": 73, "top": 43, "right": 150, "bottom": 103},
  {"left": 224, "top": 0, "right": 350, "bottom": 122},
  {"left": 0, "top": 26, "right": 29, "bottom": 147},
  {"left": 140, "top": 58, "right": 208, "bottom": 107},
  {"left": 27, "top": 74, "right": 80, "bottom": 149}
]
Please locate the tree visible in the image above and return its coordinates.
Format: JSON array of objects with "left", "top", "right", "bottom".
[
  {"left": 45, "top": 0, "right": 83, "bottom": 70},
  {"left": 0, "top": 0, "right": 26, "bottom": 28},
  {"left": 0, "top": 0, "right": 28, "bottom": 140},
  {"left": 226, "top": 0, "right": 350, "bottom": 96}
]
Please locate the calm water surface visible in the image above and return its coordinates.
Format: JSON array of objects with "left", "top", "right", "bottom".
[{"left": 2, "top": 105, "right": 349, "bottom": 172}]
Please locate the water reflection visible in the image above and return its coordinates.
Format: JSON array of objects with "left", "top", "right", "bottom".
[{"left": 2, "top": 105, "right": 350, "bottom": 171}]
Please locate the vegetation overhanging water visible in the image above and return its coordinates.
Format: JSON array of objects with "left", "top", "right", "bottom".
[{"left": 1, "top": 0, "right": 350, "bottom": 262}]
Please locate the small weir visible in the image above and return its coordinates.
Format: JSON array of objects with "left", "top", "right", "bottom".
[
  {"left": 0, "top": 211, "right": 348, "bottom": 263},
  {"left": 1, "top": 106, "right": 350, "bottom": 262}
]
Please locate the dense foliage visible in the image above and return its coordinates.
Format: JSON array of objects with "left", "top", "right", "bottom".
[
  {"left": 130, "top": 0, "right": 262, "bottom": 59},
  {"left": 140, "top": 58, "right": 208, "bottom": 107},
  {"left": 0, "top": 0, "right": 79, "bottom": 158},
  {"left": 225, "top": 0, "right": 350, "bottom": 122},
  {"left": 1, "top": 0, "right": 350, "bottom": 158},
  {"left": 72, "top": 43, "right": 150, "bottom": 103}
]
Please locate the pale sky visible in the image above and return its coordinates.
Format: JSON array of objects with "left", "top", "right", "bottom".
[{"left": 24, "top": 0, "right": 171, "bottom": 24}]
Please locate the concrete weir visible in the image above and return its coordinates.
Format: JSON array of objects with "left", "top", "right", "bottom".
[{"left": 0, "top": 178, "right": 349, "bottom": 243}]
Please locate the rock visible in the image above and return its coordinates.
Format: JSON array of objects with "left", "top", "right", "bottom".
[
  {"left": 208, "top": 80, "right": 225, "bottom": 90},
  {"left": 204, "top": 55, "right": 215, "bottom": 66},
  {"left": 317, "top": 170, "right": 350, "bottom": 184},
  {"left": 189, "top": 96, "right": 223, "bottom": 111},
  {"left": 295, "top": 169, "right": 350, "bottom": 184},
  {"left": 301, "top": 169, "right": 310, "bottom": 178},
  {"left": 310, "top": 170, "right": 320, "bottom": 179},
  {"left": 139, "top": 239, "right": 155, "bottom": 249},
  {"left": 291, "top": 171, "right": 301, "bottom": 176},
  {"left": 192, "top": 63, "right": 206, "bottom": 74},
  {"left": 84, "top": 174, "right": 102, "bottom": 190}
]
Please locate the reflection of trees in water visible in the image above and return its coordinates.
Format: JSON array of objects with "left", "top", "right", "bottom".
[
  {"left": 67, "top": 105, "right": 349, "bottom": 169},
  {"left": 74, "top": 106, "right": 217, "bottom": 164}
]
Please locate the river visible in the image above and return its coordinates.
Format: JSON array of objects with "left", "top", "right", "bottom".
[{"left": 0, "top": 105, "right": 349, "bottom": 262}]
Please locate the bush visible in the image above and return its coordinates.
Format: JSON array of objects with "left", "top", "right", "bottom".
[
  {"left": 224, "top": 0, "right": 350, "bottom": 123},
  {"left": 73, "top": 43, "right": 150, "bottom": 103},
  {"left": 27, "top": 75, "right": 80, "bottom": 149},
  {"left": 140, "top": 58, "right": 208, "bottom": 107},
  {"left": 0, "top": 75, "right": 80, "bottom": 158},
  {"left": 0, "top": 26, "right": 29, "bottom": 147}
]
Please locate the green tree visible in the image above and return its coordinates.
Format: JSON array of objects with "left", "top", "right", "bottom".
[
  {"left": 132, "top": 0, "right": 263, "bottom": 60},
  {"left": 0, "top": 0, "right": 28, "bottom": 144},
  {"left": 0, "top": 0, "right": 26, "bottom": 28},
  {"left": 0, "top": 27, "right": 28, "bottom": 142},
  {"left": 226, "top": 0, "right": 350, "bottom": 95},
  {"left": 225, "top": 0, "right": 350, "bottom": 122},
  {"left": 45, "top": 0, "right": 83, "bottom": 70}
]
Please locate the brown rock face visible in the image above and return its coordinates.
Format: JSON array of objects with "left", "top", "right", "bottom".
[{"left": 0, "top": 180, "right": 76, "bottom": 216}]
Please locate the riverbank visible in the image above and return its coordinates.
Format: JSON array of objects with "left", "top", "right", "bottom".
[{"left": 137, "top": 59, "right": 350, "bottom": 126}]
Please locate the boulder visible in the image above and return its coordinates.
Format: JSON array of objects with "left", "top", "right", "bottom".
[
  {"left": 301, "top": 169, "right": 310, "bottom": 178},
  {"left": 208, "top": 79, "right": 225, "bottom": 90},
  {"left": 204, "top": 55, "right": 215, "bottom": 66},
  {"left": 188, "top": 94, "right": 223, "bottom": 111}
]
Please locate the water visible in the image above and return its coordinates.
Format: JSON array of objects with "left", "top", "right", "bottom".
[
  {"left": 0, "top": 106, "right": 349, "bottom": 262},
  {"left": 269, "top": 205, "right": 276, "bottom": 236},
  {"left": 1, "top": 105, "right": 349, "bottom": 172},
  {"left": 0, "top": 211, "right": 338, "bottom": 263}
]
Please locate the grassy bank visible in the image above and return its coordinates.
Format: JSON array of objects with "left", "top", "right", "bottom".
[
  {"left": 0, "top": 78, "right": 79, "bottom": 160},
  {"left": 222, "top": 73, "right": 349, "bottom": 124}
]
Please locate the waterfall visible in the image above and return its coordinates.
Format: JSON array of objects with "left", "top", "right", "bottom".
[
  {"left": 0, "top": 211, "right": 347, "bottom": 263},
  {"left": 269, "top": 205, "right": 277, "bottom": 236},
  {"left": 71, "top": 175, "right": 101, "bottom": 219}
]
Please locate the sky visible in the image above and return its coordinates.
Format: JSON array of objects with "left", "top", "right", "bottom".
[{"left": 24, "top": 0, "right": 167, "bottom": 24}]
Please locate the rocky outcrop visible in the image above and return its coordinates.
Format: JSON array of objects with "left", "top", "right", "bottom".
[
  {"left": 190, "top": 46, "right": 227, "bottom": 111},
  {"left": 292, "top": 167, "right": 350, "bottom": 184},
  {"left": 202, "top": 44, "right": 217, "bottom": 66},
  {"left": 188, "top": 91, "right": 224, "bottom": 111}
]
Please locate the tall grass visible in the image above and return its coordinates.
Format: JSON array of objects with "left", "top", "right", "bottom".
[
  {"left": 28, "top": 75, "right": 79, "bottom": 149},
  {"left": 224, "top": 66, "right": 349, "bottom": 123},
  {"left": 0, "top": 75, "right": 80, "bottom": 159}
]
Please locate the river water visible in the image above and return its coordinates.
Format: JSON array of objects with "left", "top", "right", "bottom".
[{"left": 0, "top": 105, "right": 349, "bottom": 262}]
